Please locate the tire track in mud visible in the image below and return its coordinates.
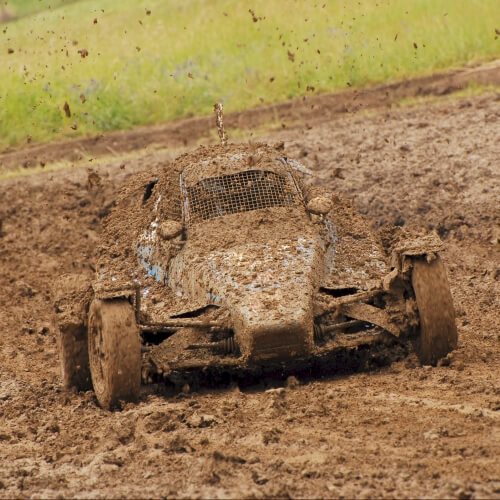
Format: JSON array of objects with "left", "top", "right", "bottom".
[{"left": 370, "top": 392, "right": 499, "bottom": 421}]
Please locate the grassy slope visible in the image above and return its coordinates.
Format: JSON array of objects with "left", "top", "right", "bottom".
[
  {"left": 0, "top": 0, "right": 498, "bottom": 149},
  {"left": 2, "top": 1, "right": 78, "bottom": 19}
]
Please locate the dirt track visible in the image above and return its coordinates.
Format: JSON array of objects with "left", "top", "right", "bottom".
[{"left": 0, "top": 88, "right": 499, "bottom": 498}]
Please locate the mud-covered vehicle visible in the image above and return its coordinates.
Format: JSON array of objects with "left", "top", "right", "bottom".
[{"left": 54, "top": 141, "right": 457, "bottom": 409}]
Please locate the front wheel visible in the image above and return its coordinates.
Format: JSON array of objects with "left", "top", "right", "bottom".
[
  {"left": 411, "top": 256, "right": 458, "bottom": 365},
  {"left": 88, "top": 299, "right": 141, "bottom": 409}
]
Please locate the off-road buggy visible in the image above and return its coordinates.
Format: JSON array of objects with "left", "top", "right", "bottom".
[{"left": 54, "top": 119, "right": 457, "bottom": 409}]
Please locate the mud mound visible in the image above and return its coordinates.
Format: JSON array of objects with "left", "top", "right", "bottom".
[{"left": 0, "top": 93, "right": 498, "bottom": 498}]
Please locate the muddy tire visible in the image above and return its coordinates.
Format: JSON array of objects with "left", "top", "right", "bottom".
[
  {"left": 411, "top": 256, "right": 458, "bottom": 365},
  {"left": 59, "top": 322, "right": 92, "bottom": 391},
  {"left": 88, "top": 299, "right": 141, "bottom": 409},
  {"left": 54, "top": 274, "right": 93, "bottom": 391}
]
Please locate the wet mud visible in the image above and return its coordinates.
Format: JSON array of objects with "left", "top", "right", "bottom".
[{"left": 0, "top": 91, "right": 499, "bottom": 498}]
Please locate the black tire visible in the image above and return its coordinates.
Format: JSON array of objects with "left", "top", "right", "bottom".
[
  {"left": 411, "top": 256, "right": 458, "bottom": 365},
  {"left": 88, "top": 299, "right": 141, "bottom": 409},
  {"left": 54, "top": 274, "right": 92, "bottom": 391}
]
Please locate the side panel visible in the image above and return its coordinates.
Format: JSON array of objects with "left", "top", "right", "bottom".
[{"left": 321, "top": 197, "right": 387, "bottom": 291}]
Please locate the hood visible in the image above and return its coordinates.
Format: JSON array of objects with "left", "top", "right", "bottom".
[{"left": 168, "top": 235, "right": 323, "bottom": 360}]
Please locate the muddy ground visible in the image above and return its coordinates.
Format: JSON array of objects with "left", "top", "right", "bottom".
[{"left": 0, "top": 85, "right": 499, "bottom": 498}]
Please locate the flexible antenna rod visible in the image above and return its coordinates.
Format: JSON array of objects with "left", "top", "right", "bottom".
[{"left": 214, "top": 102, "right": 228, "bottom": 146}]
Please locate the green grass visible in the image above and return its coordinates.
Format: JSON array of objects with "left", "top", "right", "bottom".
[
  {"left": 1, "top": 0, "right": 78, "bottom": 19},
  {"left": 0, "top": 0, "right": 498, "bottom": 150}
]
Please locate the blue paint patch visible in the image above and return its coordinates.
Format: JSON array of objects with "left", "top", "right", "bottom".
[
  {"left": 147, "top": 265, "right": 164, "bottom": 282},
  {"left": 137, "top": 244, "right": 164, "bottom": 282}
]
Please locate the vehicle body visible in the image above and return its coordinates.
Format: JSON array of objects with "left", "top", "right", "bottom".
[{"left": 54, "top": 142, "right": 457, "bottom": 409}]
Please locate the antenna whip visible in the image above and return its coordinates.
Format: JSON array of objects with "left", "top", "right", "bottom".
[{"left": 214, "top": 103, "right": 228, "bottom": 146}]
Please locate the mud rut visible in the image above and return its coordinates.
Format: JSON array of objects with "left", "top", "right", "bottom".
[{"left": 0, "top": 92, "right": 499, "bottom": 499}]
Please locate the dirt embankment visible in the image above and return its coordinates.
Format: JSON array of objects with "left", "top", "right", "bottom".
[
  {"left": 0, "top": 60, "right": 499, "bottom": 172},
  {"left": 0, "top": 89, "right": 499, "bottom": 498}
]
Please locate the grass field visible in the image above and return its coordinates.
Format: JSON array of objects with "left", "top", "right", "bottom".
[
  {"left": 0, "top": 0, "right": 498, "bottom": 149},
  {"left": 1, "top": 0, "right": 77, "bottom": 19}
]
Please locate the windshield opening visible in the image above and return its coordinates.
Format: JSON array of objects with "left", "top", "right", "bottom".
[{"left": 185, "top": 170, "right": 297, "bottom": 224}]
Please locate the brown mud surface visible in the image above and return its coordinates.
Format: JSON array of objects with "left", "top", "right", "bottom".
[{"left": 0, "top": 88, "right": 499, "bottom": 498}]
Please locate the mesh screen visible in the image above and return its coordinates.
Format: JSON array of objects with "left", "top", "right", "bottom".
[{"left": 186, "top": 170, "right": 296, "bottom": 224}]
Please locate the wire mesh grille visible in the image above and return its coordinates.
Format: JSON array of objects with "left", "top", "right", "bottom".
[{"left": 186, "top": 170, "right": 296, "bottom": 224}]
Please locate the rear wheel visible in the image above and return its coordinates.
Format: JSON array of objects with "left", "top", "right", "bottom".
[
  {"left": 54, "top": 274, "right": 92, "bottom": 391},
  {"left": 88, "top": 299, "right": 141, "bottom": 409},
  {"left": 411, "top": 256, "right": 458, "bottom": 365}
]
